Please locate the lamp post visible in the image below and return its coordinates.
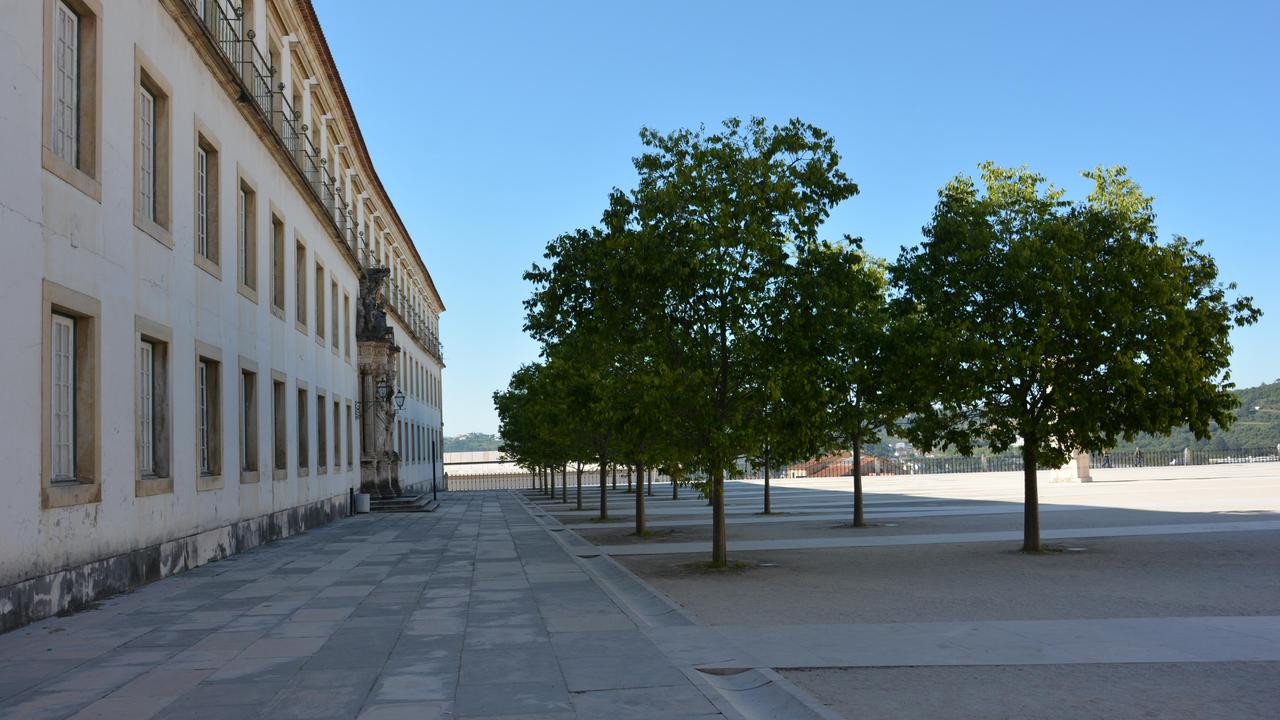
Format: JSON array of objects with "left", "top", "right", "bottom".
[{"left": 355, "top": 379, "right": 395, "bottom": 418}]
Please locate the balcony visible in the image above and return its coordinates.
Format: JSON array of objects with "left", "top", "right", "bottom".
[{"left": 179, "top": 0, "right": 440, "bottom": 361}]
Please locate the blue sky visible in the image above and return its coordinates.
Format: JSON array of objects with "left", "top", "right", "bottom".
[{"left": 314, "top": 0, "right": 1279, "bottom": 435}]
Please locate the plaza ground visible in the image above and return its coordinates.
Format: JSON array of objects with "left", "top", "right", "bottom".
[
  {"left": 0, "top": 495, "right": 748, "bottom": 720},
  {"left": 2, "top": 464, "right": 1276, "bottom": 719},
  {"left": 535, "top": 464, "right": 1280, "bottom": 719}
]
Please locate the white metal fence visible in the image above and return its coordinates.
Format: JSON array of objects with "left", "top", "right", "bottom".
[{"left": 446, "top": 472, "right": 538, "bottom": 491}]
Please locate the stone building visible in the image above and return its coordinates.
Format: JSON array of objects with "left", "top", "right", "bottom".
[{"left": 0, "top": 0, "right": 445, "bottom": 631}]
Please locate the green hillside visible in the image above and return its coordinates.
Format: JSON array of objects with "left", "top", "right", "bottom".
[
  {"left": 1103, "top": 380, "right": 1280, "bottom": 451},
  {"left": 444, "top": 432, "right": 502, "bottom": 453}
]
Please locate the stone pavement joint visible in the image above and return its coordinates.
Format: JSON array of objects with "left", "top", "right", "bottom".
[{"left": 0, "top": 492, "right": 834, "bottom": 720}]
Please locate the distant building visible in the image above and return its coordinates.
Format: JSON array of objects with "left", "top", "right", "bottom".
[{"left": 0, "top": 0, "right": 444, "bottom": 630}]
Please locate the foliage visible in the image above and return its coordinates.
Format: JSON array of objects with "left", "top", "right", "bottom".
[
  {"left": 629, "top": 117, "right": 860, "bottom": 565},
  {"left": 786, "top": 239, "right": 899, "bottom": 525},
  {"left": 894, "top": 162, "right": 1261, "bottom": 550},
  {"left": 1106, "top": 381, "right": 1280, "bottom": 451},
  {"left": 500, "top": 117, "right": 860, "bottom": 563}
]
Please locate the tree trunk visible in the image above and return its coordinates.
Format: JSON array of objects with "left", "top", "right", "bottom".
[
  {"left": 672, "top": 472, "right": 679, "bottom": 500},
  {"left": 599, "top": 460, "right": 608, "bottom": 520},
  {"left": 561, "top": 464, "right": 568, "bottom": 503},
  {"left": 711, "top": 466, "right": 727, "bottom": 568},
  {"left": 635, "top": 461, "right": 646, "bottom": 535},
  {"left": 763, "top": 455, "right": 771, "bottom": 514},
  {"left": 647, "top": 468, "right": 653, "bottom": 496},
  {"left": 852, "top": 436, "right": 865, "bottom": 527},
  {"left": 575, "top": 462, "right": 583, "bottom": 511},
  {"left": 549, "top": 467, "right": 556, "bottom": 499},
  {"left": 626, "top": 467, "right": 632, "bottom": 493},
  {"left": 1022, "top": 443, "right": 1041, "bottom": 552},
  {"left": 612, "top": 465, "right": 617, "bottom": 490}
]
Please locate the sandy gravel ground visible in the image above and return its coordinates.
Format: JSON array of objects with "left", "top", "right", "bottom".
[
  {"left": 617, "top": 531, "right": 1280, "bottom": 624},
  {"left": 571, "top": 505, "right": 1278, "bottom": 546},
  {"left": 781, "top": 663, "right": 1280, "bottom": 720}
]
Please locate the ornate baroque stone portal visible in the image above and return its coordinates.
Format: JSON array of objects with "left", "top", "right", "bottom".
[{"left": 356, "top": 268, "right": 401, "bottom": 498}]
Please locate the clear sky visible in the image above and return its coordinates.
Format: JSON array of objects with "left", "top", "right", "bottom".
[{"left": 314, "top": 0, "right": 1279, "bottom": 436}]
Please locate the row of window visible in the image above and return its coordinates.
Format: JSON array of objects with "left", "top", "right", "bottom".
[
  {"left": 396, "top": 417, "right": 440, "bottom": 467},
  {"left": 49, "top": 0, "right": 357, "bottom": 359},
  {"left": 193, "top": 94, "right": 356, "bottom": 357},
  {"left": 44, "top": 280, "right": 359, "bottom": 508},
  {"left": 401, "top": 350, "right": 442, "bottom": 410}
]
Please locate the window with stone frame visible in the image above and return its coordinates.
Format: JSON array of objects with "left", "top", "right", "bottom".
[
  {"left": 297, "top": 387, "right": 309, "bottom": 471},
  {"left": 333, "top": 399, "right": 341, "bottom": 468},
  {"left": 270, "top": 214, "right": 285, "bottom": 313},
  {"left": 314, "top": 263, "right": 325, "bottom": 342},
  {"left": 194, "top": 134, "right": 220, "bottom": 268},
  {"left": 196, "top": 355, "right": 222, "bottom": 477},
  {"left": 343, "top": 292, "right": 351, "bottom": 359},
  {"left": 237, "top": 180, "right": 257, "bottom": 295},
  {"left": 331, "top": 279, "right": 339, "bottom": 351},
  {"left": 272, "top": 376, "right": 286, "bottom": 473},
  {"left": 295, "top": 239, "right": 307, "bottom": 331},
  {"left": 317, "top": 391, "right": 327, "bottom": 470},
  {"left": 44, "top": 0, "right": 102, "bottom": 198},
  {"left": 43, "top": 281, "right": 100, "bottom": 509},
  {"left": 346, "top": 402, "right": 353, "bottom": 468},
  {"left": 136, "top": 329, "right": 170, "bottom": 488},
  {"left": 134, "top": 57, "right": 172, "bottom": 242},
  {"left": 240, "top": 368, "right": 258, "bottom": 475},
  {"left": 50, "top": 313, "right": 76, "bottom": 481},
  {"left": 51, "top": 1, "right": 81, "bottom": 168}
]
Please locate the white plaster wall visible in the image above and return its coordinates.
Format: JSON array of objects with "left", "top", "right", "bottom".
[{"left": 0, "top": 1, "right": 363, "bottom": 587}]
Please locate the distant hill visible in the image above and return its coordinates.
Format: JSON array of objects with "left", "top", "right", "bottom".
[
  {"left": 883, "top": 381, "right": 1280, "bottom": 456},
  {"left": 1108, "top": 380, "right": 1280, "bottom": 451},
  {"left": 445, "top": 432, "right": 502, "bottom": 453}
]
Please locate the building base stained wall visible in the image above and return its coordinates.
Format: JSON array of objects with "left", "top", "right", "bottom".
[{"left": 0, "top": 493, "right": 350, "bottom": 633}]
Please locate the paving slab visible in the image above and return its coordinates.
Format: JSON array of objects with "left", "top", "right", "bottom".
[{"left": 0, "top": 492, "right": 844, "bottom": 719}]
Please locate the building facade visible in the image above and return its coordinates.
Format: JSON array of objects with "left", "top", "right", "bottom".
[{"left": 0, "top": 0, "right": 444, "bottom": 631}]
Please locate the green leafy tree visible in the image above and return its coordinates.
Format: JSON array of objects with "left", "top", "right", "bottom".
[
  {"left": 632, "top": 117, "right": 859, "bottom": 566},
  {"left": 894, "top": 163, "right": 1261, "bottom": 551},
  {"left": 790, "top": 240, "right": 898, "bottom": 526},
  {"left": 494, "top": 362, "right": 568, "bottom": 488},
  {"left": 524, "top": 192, "right": 685, "bottom": 528}
]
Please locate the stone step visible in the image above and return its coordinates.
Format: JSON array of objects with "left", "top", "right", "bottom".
[{"left": 370, "top": 494, "right": 439, "bottom": 513}]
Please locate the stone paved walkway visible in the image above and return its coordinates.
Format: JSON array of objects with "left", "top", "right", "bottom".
[{"left": 0, "top": 493, "right": 739, "bottom": 720}]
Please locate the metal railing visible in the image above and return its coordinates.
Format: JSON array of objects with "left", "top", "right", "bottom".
[
  {"left": 1093, "top": 447, "right": 1279, "bottom": 470},
  {"left": 447, "top": 472, "right": 539, "bottom": 492},
  {"left": 179, "top": 0, "right": 442, "bottom": 362},
  {"left": 241, "top": 31, "right": 273, "bottom": 116}
]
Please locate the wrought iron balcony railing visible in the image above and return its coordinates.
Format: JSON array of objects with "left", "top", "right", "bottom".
[{"left": 179, "top": 0, "right": 441, "bottom": 360}]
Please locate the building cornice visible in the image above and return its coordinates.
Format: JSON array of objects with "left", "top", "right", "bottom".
[{"left": 295, "top": 0, "right": 446, "bottom": 313}]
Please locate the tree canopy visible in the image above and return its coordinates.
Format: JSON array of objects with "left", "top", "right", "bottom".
[
  {"left": 894, "top": 162, "right": 1261, "bottom": 550},
  {"left": 496, "top": 130, "right": 1262, "bottom": 561}
]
